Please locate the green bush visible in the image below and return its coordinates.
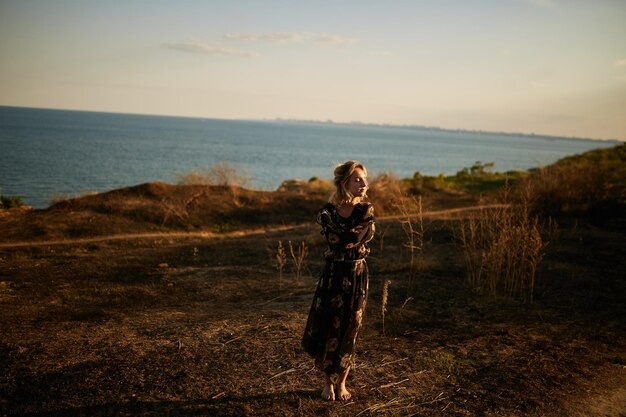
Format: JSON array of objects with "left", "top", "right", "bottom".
[
  {"left": 413, "top": 162, "right": 526, "bottom": 194},
  {"left": 0, "top": 194, "right": 25, "bottom": 209}
]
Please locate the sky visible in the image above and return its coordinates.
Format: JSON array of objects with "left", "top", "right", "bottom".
[{"left": 1, "top": 0, "right": 625, "bottom": 140}]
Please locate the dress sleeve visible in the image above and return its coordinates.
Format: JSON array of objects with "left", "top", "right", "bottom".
[
  {"left": 354, "top": 203, "right": 375, "bottom": 245},
  {"left": 318, "top": 203, "right": 376, "bottom": 251},
  {"left": 317, "top": 205, "right": 358, "bottom": 248}
]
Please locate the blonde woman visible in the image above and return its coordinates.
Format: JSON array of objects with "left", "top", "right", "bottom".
[{"left": 302, "top": 160, "right": 375, "bottom": 401}]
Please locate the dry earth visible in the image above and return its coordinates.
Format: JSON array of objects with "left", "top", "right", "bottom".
[{"left": 1, "top": 196, "right": 625, "bottom": 416}]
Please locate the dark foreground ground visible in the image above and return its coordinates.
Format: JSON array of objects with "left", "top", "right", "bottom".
[{"left": 1, "top": 197, "right": 625, "bottom": 416}]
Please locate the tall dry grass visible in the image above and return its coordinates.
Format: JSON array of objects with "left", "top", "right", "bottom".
[
  {"left": 275, "top": 241, "right": 287, "bottom": 291},
  {"left": 288, "top": 240, "right": 308, "bottom": 279},
  {"left": 176, "top": 161, "right": 251, "bottom": 188},
  {"left": 457, "top": 188, "right": 546, "bottom": 304},
  {"left": 367, "top": 172, "right": 406, "bottom": 217},
  {"left": 381, "top": 279, "right": 391, "bottom": 336},
  {"left": 176, "top": 161, "right": 252, "bottom": 208},
  {"left": 396, "top": 196, "right": 425, "bottom": 294}
]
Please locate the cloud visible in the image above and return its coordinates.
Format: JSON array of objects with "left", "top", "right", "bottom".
[
  {"left": 527, "top": 0, "right": 556, "bottom": 7},
  {"left": 223, "top": 31, "right": 356, "bottom": 46},
  {"left": 314, "top": 34, "right": 357, "bottom": 46},
  {"left": 615, "top": 58, "right": 626, "bottom": 67},
  {"left": 161, "top": 40, "right": 258, "bottom": 57},
  {"left": 223, "top": 32, "right": 304, "bottom": 43}
]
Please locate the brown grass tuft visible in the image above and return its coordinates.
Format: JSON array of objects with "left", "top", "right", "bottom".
[
  {"left": 176, "top": 161, "right": 251, "bottom": 188},
  {"left": 396, "top": 196, "right": 425, "bottom": 295},
  {"left": 457, "top": 189, "right": 546, "bottom": 303},
  {"left": 275, "top": 241, "right": 287, "bottom": 290},
  {"left": 381, "top": 279, "right": 391, "bottom": 336},
  {"left": 288, "top": 240, "right": 308, "bottom": 279}
]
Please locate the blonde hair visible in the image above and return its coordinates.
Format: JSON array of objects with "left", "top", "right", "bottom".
[{"left": 330, "top": 160, "right": 368, "bottom": 206}]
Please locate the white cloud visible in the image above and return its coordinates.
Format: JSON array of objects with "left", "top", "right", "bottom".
[
  {"left": 161, "top": 40, "right": 258, "bottom": 57},
  {"left": 527, "top": 0, "right": 556, "bottom": 8},
  {"left": 615, "top": 58, "right": 626, "bottom": 67},
  {"left": 223, "top": 32, "right": 304, "bottom": 43},
  {"left": 223, "top": 31, "right": 356, "bottom": 46},
  {"left": 314, "top": 34, "right": 357, "bottom": 46}
]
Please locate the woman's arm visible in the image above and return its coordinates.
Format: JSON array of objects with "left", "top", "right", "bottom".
[
  {"left": 349, "top": 206, "right": 375, "bottom": 247},
  {"left": 324, "top": 204, "right": 375, "bottom": 249}
]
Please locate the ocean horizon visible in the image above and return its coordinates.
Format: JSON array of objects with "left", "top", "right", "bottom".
[{"left": 0, "top": 106, "right": 620, "bottom": 209}]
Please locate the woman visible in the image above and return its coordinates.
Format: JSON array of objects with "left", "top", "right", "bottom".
[{"left": 302, "top": 160, "right": 375, "bottom": 401}]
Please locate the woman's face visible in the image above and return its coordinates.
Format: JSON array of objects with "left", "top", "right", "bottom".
[{"left": 346, "top": 168, "right": 368, "bottom": 200}]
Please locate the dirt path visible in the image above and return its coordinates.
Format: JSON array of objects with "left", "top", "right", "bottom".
[{"left": 0, "top": 204, "right": 509, "bottom": 249}]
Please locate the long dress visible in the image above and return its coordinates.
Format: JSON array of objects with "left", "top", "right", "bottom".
[{"left": 302, "top": 201, "right": 375, "bottom": 384}]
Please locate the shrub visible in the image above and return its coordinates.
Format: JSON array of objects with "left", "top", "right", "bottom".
[
  {"left": 176, "top": 161, "right": 251, "bottom": 188},
  {"left": 0, "top": 194, "right": 25, "bottom": 209},
  {"left": 422, "top": 173, "right": 454, "bottom": 191},
  {"left": 519, "top": 144, "right": 626, "bottom": 220},
  {"left": 368, "top": 172, "right": 406, "bottom": 215}
]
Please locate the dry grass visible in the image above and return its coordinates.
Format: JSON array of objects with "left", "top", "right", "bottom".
[
  {"left": 519, "top": 143, "right": 626, "bottom": 220},
  {"left": 176, "top": 161, "right": 251, "bottom": 189},
  {"left": 368, "top": 172, "right": 405, "bottom": 217},
  {"left": 381, "top": 279, "right": 391, "bottom": 337},
  {"left": 288, "top": 240, "right": 308, "bottom": 280},
  {"left": 457, "top": 189, "right": 546, "bottom": 304},
  {"left": 396, "top": 196, "right": 425, "bottom": 295},
  {"left": 275, "top": 241, "right": 287, "bottom": 291}
]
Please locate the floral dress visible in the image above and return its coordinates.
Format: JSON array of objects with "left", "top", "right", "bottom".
[{"left": 302, "top": 202, "right": 375, "bottom": 383}]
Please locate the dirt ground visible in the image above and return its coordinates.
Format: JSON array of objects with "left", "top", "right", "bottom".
[{"left": 1, "top": 195, "right": 625, "bottom": 416}]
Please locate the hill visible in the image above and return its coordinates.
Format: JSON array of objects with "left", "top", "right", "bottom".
[{"left": 1, "top": 144, "right": 625, "bottom": 416}]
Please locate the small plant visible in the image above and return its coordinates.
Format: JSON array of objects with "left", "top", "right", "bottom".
[
  {"left": 275, "top": 241, "right": 287, "bottom": 290},
  {"left": 0, "top": 194, "right": 25, "bottom": 209},
  {"left": 433, "top": 350, "right": 457, "bottom": 375},
  {"left": 192, "top": 246, "right": 199, "bottom": 262},
  {"left": 381, "top": 279, "right": 391, "bottom": 336},
  {"left": 288, "top": 240, "right": 308, "bottom": 279}
]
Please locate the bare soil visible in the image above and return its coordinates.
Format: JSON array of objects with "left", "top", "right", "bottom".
[{"left": 1, "top": 185, "right": 625, "bottom": 417}]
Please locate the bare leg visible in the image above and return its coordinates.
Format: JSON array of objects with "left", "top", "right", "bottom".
[
  {"left": 336, "top": 366, "right": 352, "bottom": 401},
  {"left": 321, "top": 374, "right": 335, "bottom": 401}
]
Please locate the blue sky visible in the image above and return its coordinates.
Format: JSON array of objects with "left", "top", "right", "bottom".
[{"left": 1, "top": 0, "right": 625, "bottom": 140}]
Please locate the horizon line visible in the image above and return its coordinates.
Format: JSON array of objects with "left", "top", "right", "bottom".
[{"left": 1, "top": 104, "right": 622, "bottom": 143}]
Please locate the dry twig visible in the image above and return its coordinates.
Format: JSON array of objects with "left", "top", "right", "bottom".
[{"left": 288, "top": 240, "right": 308, "bottom": 279}]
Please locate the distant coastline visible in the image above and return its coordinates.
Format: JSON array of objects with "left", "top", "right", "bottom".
[{"left": 264, "top": 117, "right": 624, "bottom": 144}]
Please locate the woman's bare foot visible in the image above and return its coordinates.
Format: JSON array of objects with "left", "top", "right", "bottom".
[
  {"left": 336, "top": 384, "right": 351, "bottom": 401},
  {"left": 321, "top": 383, "right": 335, "bottom": 401},
  {"left": 336, "top": 366, "right": 352, "bottom": 401}
]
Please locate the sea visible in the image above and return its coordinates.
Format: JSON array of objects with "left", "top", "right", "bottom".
[{"left": 0, "top": 106, "right": 620, "bottom": 209}]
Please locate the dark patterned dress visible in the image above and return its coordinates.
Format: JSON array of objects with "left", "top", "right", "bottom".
[{"left": 302, "top": 202, "right": 375, "bottom": 384}]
